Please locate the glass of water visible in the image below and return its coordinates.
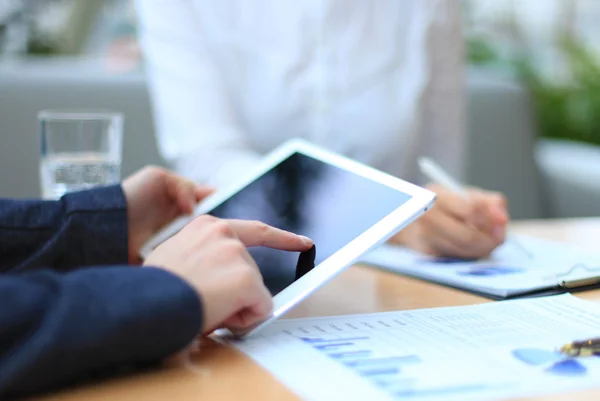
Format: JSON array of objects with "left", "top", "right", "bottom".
[{"left": 39, "top": 110, "right": 123, "bottom": 199}]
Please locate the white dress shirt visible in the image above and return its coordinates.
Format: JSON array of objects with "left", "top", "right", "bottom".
[{"left": 136, "top": 0, "right": 465, "bottom": 188}]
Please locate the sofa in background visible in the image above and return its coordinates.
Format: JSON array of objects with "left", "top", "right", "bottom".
[
  {"left": 536, "top": 139, "right": 600, "bottom": 218},
  {"left": 0, "top": 57, "right": 552, "bottom": 219}
]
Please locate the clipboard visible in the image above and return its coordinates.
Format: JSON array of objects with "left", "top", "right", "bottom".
[
  {"left": 367, "top": 262, "right": 600, "bottom": 300},
  {"left": 553, "top": 263, "right": 600, "bottom": 290},
  {"left": 360, "top": 236, "right": 600, "bottom": 300},
  {"left": 487, "top": 263, "right": 600, "bottom": 299}
]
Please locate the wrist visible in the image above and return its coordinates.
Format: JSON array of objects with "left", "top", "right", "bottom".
[{"left": 61, "top": 185, "right": 129, "bottom": 266}]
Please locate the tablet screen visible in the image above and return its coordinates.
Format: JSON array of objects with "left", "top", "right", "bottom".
[{"left": 208, "top": 152, "right": 412, "bottom": 295}]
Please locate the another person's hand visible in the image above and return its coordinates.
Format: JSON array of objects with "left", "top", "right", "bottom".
[
  {"left": 143, "top": 216, "right": 313, "bottom": 334},
  {"left": 122, "top": 166, "right": 214, "bottom": 263},
  {"left": 391, "top": 184, "right": 508, "bottom": 259}
]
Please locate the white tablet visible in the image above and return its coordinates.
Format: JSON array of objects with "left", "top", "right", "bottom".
[{"left": 141, "top": 139, "right": 435, "bottom": 337}]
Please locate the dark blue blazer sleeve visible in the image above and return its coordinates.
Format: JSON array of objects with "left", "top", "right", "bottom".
[
  {"left": 0, "top": 267, "right": 202, "bottom": 399},
  {"left": 0, "top": 185, "right": 130, "bottom": 273},
  {"left": 0, "top": 187, "right": 203, "bottom": 398}
]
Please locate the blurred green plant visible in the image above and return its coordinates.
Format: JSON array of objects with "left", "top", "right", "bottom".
[
  {"left": 27, "top": 27, "right": 60, "bottom": 55},
  {"left": 0, "top": 0, "right": 100, "bottom": 56},
  {"left": 466, "top": 36, "right": 500, "bottom": 65},
  {"left": 523, "top": 38, "right": 600, "bottom": 146},
  {"left": 467, "top": 34, "right": 600, "bottom": 146}
]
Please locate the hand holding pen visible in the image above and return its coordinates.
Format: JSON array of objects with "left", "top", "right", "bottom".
[
  {"left": 390, "top": 157, "right": 513, "bottom": 260},
  {"left": 419, "top": 157, "right": 532, "bottom": 259}
]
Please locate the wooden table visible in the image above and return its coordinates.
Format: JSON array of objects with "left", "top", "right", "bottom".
[{"left": 33, "top": 218, "right": 600, "bottom": 401}]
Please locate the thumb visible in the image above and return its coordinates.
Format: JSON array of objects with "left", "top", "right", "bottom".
[
  {"left": 222, "top": 303, "right": 272, "bottom": 331},
  {"left": 195, "top": 186, "right": 216, "bottom": 202},
  {"left": 171, "top": 179, "right": 213, "bottom": 215}
]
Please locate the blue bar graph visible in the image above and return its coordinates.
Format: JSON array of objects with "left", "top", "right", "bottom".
[
  {"left": 394, "top": 383, "right": 490, "bottom": 397},
  {"left": 328, "top": 350, "right": 372, "bottom": 359},
  {"left": 375, "top": 378, "right": 417, "bottom": 389},
  {"left": 301, "top": 337, "right": 370, "bottom": 343},
  {"left": 293, "top": 330, "right": 501, "bottom": 400},
  {"left": 313, "top": 342, "right": 355, "bottom": 350},
  {"left": 359, "top": 367, "right": 400, "bottom": 377},
  {"left": 300, "top": 333, "right": 434, "bottom": 399},
  {"left": 343, "top": 355, "right": 420, "bottom": 367}
]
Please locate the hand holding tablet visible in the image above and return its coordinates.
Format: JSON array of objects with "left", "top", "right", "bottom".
[{"left": 142, "top": 139, "right": 436, "bottom": 337}]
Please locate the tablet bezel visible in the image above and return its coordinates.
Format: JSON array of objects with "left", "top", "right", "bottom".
[{"left": 140, "top": 139, "right": 436, "bottom": 336}]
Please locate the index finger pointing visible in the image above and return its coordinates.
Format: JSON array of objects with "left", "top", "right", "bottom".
[{"left": 227, "top": 220, "right": 313, "bottom": 251}]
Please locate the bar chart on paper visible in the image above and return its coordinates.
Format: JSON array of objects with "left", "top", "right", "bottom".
[
  {"left": 296, "top": 334, "right": 493, "bottom": 398},
  {"left": 232, "top": 295, "right": 600, "bottom": 401},
  {"left": 303, "top": 336, "right": 420, "bottom": 386}
]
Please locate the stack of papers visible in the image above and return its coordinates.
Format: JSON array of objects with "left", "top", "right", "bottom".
[
  {"left": 231, "top": 295, "right": 600, "bottom": 401},
  {"left": 359, "top": 235, "right": 600, "bottom": 299}
]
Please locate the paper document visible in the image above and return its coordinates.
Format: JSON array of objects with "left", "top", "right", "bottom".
[
  {"left": 359, "top": 235, "right": 600, "bottom": 298},
  {"left": 231, "top": 295, "right": 600, "bottom": 401}
]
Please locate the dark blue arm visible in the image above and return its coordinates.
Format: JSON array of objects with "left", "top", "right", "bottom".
[
  {"left": 0, "top": 266, "right": 202, "bottom": 399},
  {"left": 0, "top": 186, "right": 203, "bottom": 398},
  {"left": 0, "top": 185, "right": 129, "bottom": 273}
]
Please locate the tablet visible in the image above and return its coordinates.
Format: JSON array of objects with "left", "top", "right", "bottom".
[{"left": 141, "top": 139, "right": 436, "bottom": 337}]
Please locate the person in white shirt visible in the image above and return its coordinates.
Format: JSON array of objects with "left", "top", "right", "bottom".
[{"left": 135, "top": 0, "right": 509, "bottom": 259}]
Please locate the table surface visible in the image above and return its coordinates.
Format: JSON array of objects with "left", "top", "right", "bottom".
[{"left": 32, "top": 218, "right": 600, "bottom": 401}]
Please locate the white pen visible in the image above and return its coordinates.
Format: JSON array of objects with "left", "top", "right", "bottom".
[
  {"left": 417, "top": 157, "right": 533, "bottom": 259},
  {"left": 418, "top": 158, "right": 467, "bottom": 197}
]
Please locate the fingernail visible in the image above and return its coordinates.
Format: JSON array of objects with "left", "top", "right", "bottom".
[{"left": 299, "top": 235, "right": 313, "bottom": 245}]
